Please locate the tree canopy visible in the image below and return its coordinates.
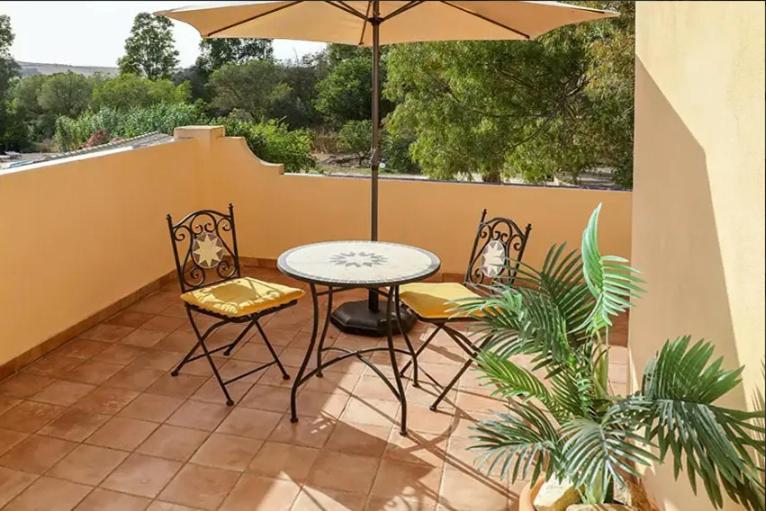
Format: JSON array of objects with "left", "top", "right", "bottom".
[
  {"left": 118, "top": 13, "right": 179, "bottom": 80},
  {"left": 197, "top": 38, "right": 274, "bottom": 73}
]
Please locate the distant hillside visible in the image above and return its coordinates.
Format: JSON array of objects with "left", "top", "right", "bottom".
[{"left": 18, "top": 61, "right": 119, "bottom": 78}]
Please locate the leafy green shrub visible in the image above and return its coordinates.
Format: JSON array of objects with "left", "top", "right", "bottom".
[
  {"left": 91, "top": 74, "right": 190, "bottom": 111},
  {"left": 337, "top": 120, "right": 371, "bottom": 165},
  {"left": 382, "top": 127, "right": 419, "bottom": 174},
  {"left": 53, "top": 103, "right": 206, "bottom": 151},
  {"left": 217, "top": 116, "right": 315, "bottom": 173}
]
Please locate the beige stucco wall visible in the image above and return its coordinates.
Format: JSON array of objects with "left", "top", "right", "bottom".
[
  {"left": 631, "top": 2, "right": 765, "bottom": 510},
  {"left": 0, "top": 142, "right": 199, "bottom": 365},
  {"left": 0, "top": 126, "right": 631, "bottom": 367}
]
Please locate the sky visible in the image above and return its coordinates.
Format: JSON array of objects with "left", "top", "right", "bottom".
[{"left": 1, "top": 1, "right": 326, "bottom": 67}]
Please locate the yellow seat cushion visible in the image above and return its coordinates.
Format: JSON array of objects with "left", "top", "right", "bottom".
[
  {"left": 181, "top": 277, "right": 304, "bottom": 318},
  {"left": 399, "top": 282, "right": 481, "bottom": 320}
]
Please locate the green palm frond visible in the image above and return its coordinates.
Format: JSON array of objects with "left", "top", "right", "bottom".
[
  {"left": 642, "top": 337, "right": 766, "bottom": 510},
  {"left": 471, "top": 401, "right": 563, "bottom": 484},
  {"left": 561, "top": 403, "right": 657, "bottom": 502},
  {"left": 581, "top": 204, "right": 644, "bottom": 332}
]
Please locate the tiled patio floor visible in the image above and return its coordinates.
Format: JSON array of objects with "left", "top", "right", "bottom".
[{"left": 0, "top": 268, "right": 628, "bottom": 511}]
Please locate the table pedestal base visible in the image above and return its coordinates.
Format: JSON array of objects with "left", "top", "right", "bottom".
[{"left": 330, "top": 299, "right": 416, "bottom": 337}]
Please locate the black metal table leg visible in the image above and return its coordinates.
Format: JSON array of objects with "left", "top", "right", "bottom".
[
  {"left": 387, "top": 285, "right": 408, "bottom": 435},
  {"left": 316, "top": 287, "right": 333, "bottom": 377},
  {"left": 291, "top": 283, "right": 320, "bottom": 422}
]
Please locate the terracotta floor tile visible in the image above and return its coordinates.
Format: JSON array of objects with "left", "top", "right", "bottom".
[
  {"left": 239, "top": 385, "right": 291, "bottom": 413},
  {"left": 25, "top": 355, "right": 83, "bottom": 378},
  {"left": 216, "top": 407, "right": 281, "bottom": 439},
  {"left": 0, "top": 429, "right": 28, "bottom": 456},
  {"left": 325, "top": 421, "right": 391, "bottom": 457},
  {"left": 190, "top": 379, "right": 252, "bottom": 405},
  {"left": 0, "top": 434, "right": 76, "bottom": 473},
  {"left": 399, "top": 405, "right": 455, "bottom": 435},
  {"left": 0, "top": 466, "right": 37, "bottom": 507},
  {"left": 4, "top": 476, "right": 91, "bottom": 511},
  {"left": 190, "top": 433, "right": 262, "bottom": 471},
  {"left": 146, "top": 374, "right": 207, "bottom": 399},
  {"left": 73, "top": 488, "right": 150, "bottom": 511},
  {"left": 142, "top": 315, "right": 185, "bottom": 334},
  {"left": 291, "top": 487, "right": 367, "bottom": 511},
  {"left": 438, "top": 464, "right": 510, "bottom": 511},
  {"left": 0, "top": 397, "right": 20, "bottom": 416},
  {"left": 340, "top": 398, "right": 399, "bottom": 428},
  {"left": 63, "top": 360, "right": 124, "bottom": 385},
  {"left": 49, "top": 444, "right": 129, "bottom": 485},
  {"left": 39, "top": 410, "right": 110, "bottom": 442},
  {"left": 302, "top": 371, "right": 360, "bottom": 395},
  {"left": 384, "top": 431, "right": 448, "bottom": 468},
  {"left": 454, "top": 390, "right": 505, "bottom": 413},
  {"left": 231, "top": 342, "right": 278, "bottom": 363},
  {"left": 107, "top": 311, "right": 154, "bottom": 329},
  {"left": 248, "top": 441, "right": 319, "bottom": 482},
  {"left": 129, "top": 296, "right": 173, "bottom": 315},
  {"left": 220, "top": 474, "right": 300, "bottom": 511},
  {"left": 136, "top": 425, "right": 208, "bottom": 461},
  {"left": 120, "top": 329, "right": 168, "bottom": 349},
  {"left": 294, "top": 390, "right": 349, "bottom": 419},
  {"left": 71, "top": 387, "right": 139, "bottom": 415},
  {"left": 80, "top": 323, "right": 135, "bottom": 343},
  {"left": 352, "top": 375, "right": 402, "bottom": 402},
  {"left": 307, "top": 451, "right": 381, "bottom": 494},
  {"left": 118, "top": 393, "right": 184, "bottom": 423},
  {"left": 0, "top": 401, "right": 64, "bottom": 433},
  {"left": 159, "top": 463, "right": 240, "bottom": 511},
  {"left": 258, "top": 364, "right": 300, "bottom": 387},
  {"left": 86, "top": 416, "right": 158, "bottom": 451},
  {"left": 151, "top": 331, "right": 197, "bottom": 354},
  {"left": 55, "top": 340, "right": 110, "bottom": 361},
  {"left": 218, "top": 360, "right": 269, "bottom": 384},
  {"left": 0, "top": 374, "right": 55, "bottom": 399},
  {"left": 370, "top": 459, "right": 442, "bottom": 501},
  {"left": 129, "top": 351, "right": 184, "bottom": 372},
  {"left": 267, "top": 415, "right": 335, "bottom": 448},
  {"left": 93, "top": 344, "right": 146, "bottom": 366},
  {"left": 101, "top": 453, "right": 182, "bottom": 498},
  {"left": 104, "top": 366, "right": 165, "bottom": 392},
  {"left": 166, "top": 400, "right": 230, "bottom": 432},
  {"left": 145, "top": 501, "right": 201, "bottom": 511},
  {"left": 31, "top": 381, "right": 96, "bottom": 407},
  {"left": 367, "top": 493, "right": 438, "bottom": 511}
]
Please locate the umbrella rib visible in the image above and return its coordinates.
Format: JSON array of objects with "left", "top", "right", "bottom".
[
  {"left": 380, "top": 0, "right": 425, "bottom": 22},
  {"left": 325, "top": 1, "right": 368, "bottom": 20},
  {"left": 440, "top": 1, "right": 531, "bottom": 39},
  {"left": 205, "top": 0, "right": 302, "bottom": 37},
  {"left": 358, "top": 1, "right": 373, "bottom": 46}
]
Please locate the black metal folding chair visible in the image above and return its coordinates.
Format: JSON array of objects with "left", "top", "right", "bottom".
[
  {"left": 398, "top": 209, "right": 532, "bottom": 410},
  {"left": 166, "top": 204, "right": 303, "bottom": 405}
]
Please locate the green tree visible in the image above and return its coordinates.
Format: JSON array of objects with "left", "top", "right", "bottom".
[
  {"left": 118, "top": 13, "right": 179, "bottom": 79},
  {"left": 315, "top": 55, "right": 372, "bottom": 127},
  {"left": 0, "top": 14, "right": 22, "bottom": 150},
  {"left": 338, "top": 119, "right": 372, "bottom": 165},
  {"left": 91, "top": 74, "right": 190, "bottom": 111},
  {"left": 384, "top": 1, "right": 634, "bottom": 186},
  {"left": 208, "top": 60, "right": 289, "bottom": 119},
  {"left": 197, "top": 38, "right": 273, "bottom": 73},
  {"left": 37, "top": 72, "right": 94, "bottom": 119}
]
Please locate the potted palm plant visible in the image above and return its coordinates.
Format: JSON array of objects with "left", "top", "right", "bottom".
[{"left": 461, "top": 205, "right": 765, "bottom": 511}]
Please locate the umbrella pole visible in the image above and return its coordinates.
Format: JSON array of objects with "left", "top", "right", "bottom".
[{"left": 368, "top": 0, "right": 381, "bottom": 312}]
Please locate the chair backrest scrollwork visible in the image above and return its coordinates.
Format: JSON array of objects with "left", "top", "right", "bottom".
[
  {"left": 464, "top": 209, "right": 532, "bottom": 288},
  {"left": 166, "top": 204, "right": 241, "bottom": 293}
]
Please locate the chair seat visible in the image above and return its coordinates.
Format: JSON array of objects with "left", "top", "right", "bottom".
[
  {"left": 399, "top": 282, "right": 481, "bottom": 320},
  {"left": 181, "top": 277, "right": 304, "bottom": 318}
]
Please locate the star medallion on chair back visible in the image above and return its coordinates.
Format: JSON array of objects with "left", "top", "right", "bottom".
[
  {"left": 166, "top": 205, "right": 241, "bottom": 293},
  {"left": 466, "top": 210, "right": 533, "bottom": 288}
]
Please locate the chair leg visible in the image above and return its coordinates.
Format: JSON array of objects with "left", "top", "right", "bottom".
[
  {"left": 180, "top": 309, "right": 234, "bottom": 405},
  {"left": 222, "top": 321, "right": 257, "bottom": 357},
  {"left": 430, "top": 328, "right": 484, "bottom": 411},
  {"left": 399, "top": 325, "right": 441, "bottom": 379},
  {"left": 255, "top": 320, "right": 289, "bottom": 380},
  {"left": 396, "top": 289, "right": 420, "bottom": 387}
]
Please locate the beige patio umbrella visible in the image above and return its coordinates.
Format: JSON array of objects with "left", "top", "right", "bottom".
[{"left": 157, "top": 0, "right": 617, "bottom": 334}]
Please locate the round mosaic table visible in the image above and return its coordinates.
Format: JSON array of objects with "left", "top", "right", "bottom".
[{"left": 278, "top": 241, "right": 441, "bottom": 435}]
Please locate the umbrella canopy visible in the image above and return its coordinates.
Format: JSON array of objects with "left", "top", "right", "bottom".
[{"left": 157, "top": 1, "right": 616, "bottom": 45}]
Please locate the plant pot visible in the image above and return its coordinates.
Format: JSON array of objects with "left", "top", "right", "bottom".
[{"left": 518, "top": 478, "right": 545, "bottom": 511}]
